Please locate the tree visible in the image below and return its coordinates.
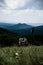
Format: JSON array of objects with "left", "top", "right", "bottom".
[{"left": 32, "top": 27, "right": 34, "bottom": 45}]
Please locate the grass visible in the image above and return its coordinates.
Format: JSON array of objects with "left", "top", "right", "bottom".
[{"left": 0, "top": 46, "right": 43, "bottom": 65}]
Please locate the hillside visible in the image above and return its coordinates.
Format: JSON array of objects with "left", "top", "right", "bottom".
[
  {"left": 0, "top": 23, "right": 43, "bottom": 46},
  {"left": 0, "top": 23, "right": 32, "bottom": 35},
  {"left": 0, "top": 28, "right": 19, "bottom": 47},
  {"left": 0, "top": 23, "right": 43, "bottom": 35},
  {"left": 34, "top": 25, "right": 43, "bottom": 34},
  {"left": 11, "top": 25, "right": 43, "bottom": 35},
  {"left": 0, "top": 23, "right": 32, "bottom": 30}
]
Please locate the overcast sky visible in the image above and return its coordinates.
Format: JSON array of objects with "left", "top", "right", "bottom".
[{"left": 0, "top": 0, "right": 43, "bottom": 26}]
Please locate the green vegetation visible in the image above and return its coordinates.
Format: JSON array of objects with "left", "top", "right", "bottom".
[
  {"left": 0, "top": 46, "right": 43, "bottom": 65},
  {"left": 0, "top": 28, "right": 20, "bottom": 46},
  {"left": 0, "top": 28, "right": 43, "bottom": 47}
]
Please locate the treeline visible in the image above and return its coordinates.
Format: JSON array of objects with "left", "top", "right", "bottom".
[
  {"left": 0, "top": 28, "right": 43, "bottom": 47},
  {"left": 0, "top": 34, "right": 43, "bottom": 47},
  {"left": 0, "top": 36, "right": 19, "bottom": 47},
  {"left": 26, "top": 34, "right": 43, "bottom": 45},
  {"left": 0, "top": 28, "right": 19, "bottom": 47}
]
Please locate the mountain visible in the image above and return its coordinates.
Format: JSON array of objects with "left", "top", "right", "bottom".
[
  {"left": 0, "top": 27, "right": 17, "bottom": 36},
  {"left": 0, "top": 23, "right": 43, "bottom": 35},
  {"left": 0, "top": 23, "right": 32, "bottom": 30},
  {"left": 0, "top": 23, "right": 14, "bottom": 29},
  {"left": 34, "top": 25, "right": 43, "bottom": 34},
  {"left": 0, "top": 23, "right": 32, "bottom": 35},
  {"left": 0, "top": 23, "right": 43, "bottom": 46},
  {"left": 11, "top": 23, "right": 32, "bottom": 30}
]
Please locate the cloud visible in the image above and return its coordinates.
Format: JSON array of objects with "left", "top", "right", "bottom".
[
  {"left": 0, "top": 0, "right": 5, "bottom": 4},
  {"left": 32, "top": 0, "right": 43, "bottom": 10},
  {"left": 0, "top": 0, "right": 43, "bottom": 26},
  {"left": 0, "top": 0, "right": 43, "bottom": 10},
  {"left": 4, "top": 0, "right": 43, "bottom": 10},
  {"left": 0, "top": 0, "right": 5, "bottom": 8},
  {"left": 5, "top": 0, "right": 26, "bottom": 9},
  {"left": 0, "top": 9, "right": 43, "bottom": 24}
]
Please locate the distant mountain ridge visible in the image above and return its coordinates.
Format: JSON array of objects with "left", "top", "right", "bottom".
[
  {"left": 0, "top": 23, "right": 32, "bottom": 30},
  {"left": 0, "top": 23, "right": 43, "bottom": 35}
]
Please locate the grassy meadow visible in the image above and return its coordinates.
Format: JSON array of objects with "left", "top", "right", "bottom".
[{"left": 0, "top": 46, "right": 43, "bottom": 65}]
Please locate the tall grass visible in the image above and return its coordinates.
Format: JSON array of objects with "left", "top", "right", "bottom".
[{"left": 0, "top": 46, "right": 43, "bottom": 65}]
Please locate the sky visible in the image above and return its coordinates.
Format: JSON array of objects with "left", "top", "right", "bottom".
[{"left": 0, "top": 0, "right": 43, "bottom": 26}]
